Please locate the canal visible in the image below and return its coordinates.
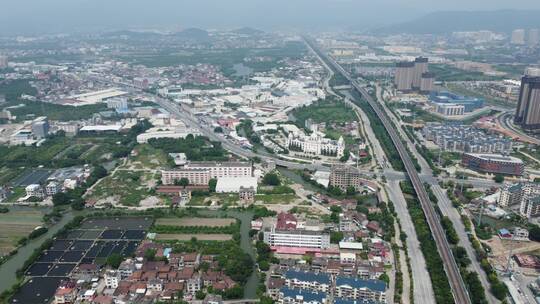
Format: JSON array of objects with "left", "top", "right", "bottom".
[
  {"left": 0, "top": 206, "right": 80, "bottom": 294},
  {"left": 198, "top": 209, "right": 258, "bottom": 299}
]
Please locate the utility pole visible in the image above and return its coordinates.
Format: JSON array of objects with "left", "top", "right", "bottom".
[
  {"left": 506, "top": 229, "right": 516, "bottom": 276},
  {"left": 477, "top": 200, "right": 484, "bottom": 228}
]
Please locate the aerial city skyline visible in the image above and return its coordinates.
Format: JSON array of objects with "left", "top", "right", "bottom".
[{"left": 1, "top": 2, "right": 540, "bottom": 304}]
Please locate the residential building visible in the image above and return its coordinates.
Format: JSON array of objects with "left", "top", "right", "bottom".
[
  {"left": 239, "top": 186, "right": 256, "bottom": 203},
  {"left": 334, "top": 277, "right": 386, "bottom": 303},
  {"left": 498, "top": 183, "right": 523, "bottom": 208},
  {"left": 284, "top": 270, "right": 331, "bottom": 293},
  {"left": 394, "top": 61, "right": 415, "bottom": 92},
  {"left": 423, "top": 122, "right": 513, "bottom": 154},
  {"left": 461, "top": 153, "right": 524, "bottom": 176},
  {"left": 105, "top": 270, "right": 121, "bottom": 289},
  {"left": 511, "top": 29, "right": 526, "bottom": 45},
  {"left": 25, "top": 184, "right": 45, "bottom": 198},
  {"left": 45, "top": 181, "right": 61, "bottom": 196},
  {"left": 161, "top": 161, "right": 252, "bottom": 185},
  {"left": 521, "top": 196, "right": 540, "bottom": 218},
  {"left": 278, "top": 287, "right": 328, "bottom": 304},
  {"left": 514, "top": 67, "right": 540, "bottom": 130}
]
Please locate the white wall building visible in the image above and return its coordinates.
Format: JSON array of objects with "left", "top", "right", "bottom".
[
  {"left": 287, "top": 132, "right": 345, "bottom": 158},
  {"left": 263, "top": 229, "right": 330, "bottom": 249}
]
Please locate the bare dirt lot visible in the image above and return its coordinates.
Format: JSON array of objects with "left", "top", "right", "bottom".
[
  {"left": 155, "top": 217, "right": 236, "bottom": 227},
  {"left": 155, "top": 233, "right": 233, "bottom": 241}
]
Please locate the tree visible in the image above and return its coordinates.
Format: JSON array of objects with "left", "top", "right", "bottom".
[
  {"left": 176, "top": 178, "right": 190, "bottom": 187},
  {"left": 258, "top": 260, "right": 270, "bottom": 271},
  {"left": 378, "top": 273, "right": 390, "bottom": 285},
  {"left": 529, "top": 225, "right": 540, "bottom": 241},
  {"left": 195, "top": 290, "right": 206, "bottom": 300},
  {"left": 106, "top": 253, "right": 122, "bottom": 269},
  {"left": 340, "top": 150, "right": 350, "bottom": 162},
  {"left": 214, "top": 126, "right": 223, "bottom": 133},
  {"left": 493, "top": 174, "right": 504, "bottom": 183},
  {"left": 330, "top": 231, "right": 344, "bottom": 244},
  {"left": 328, "top": 186, "right": 343, "bottom": 197},
  {"left": 262, "top": 172, "right": 280, "bottom": 186},
  {"left": 346, "top": 186, "right": 356, "bottom": 196},
  {"left": 52, "top": 192, "right": 71, "bottom": 206},
  {"left": 144, "top": 248, "right": 157, "bottom": 261},
  {"left": 208, "top": 178, "right": 217, "bottom": 192}
]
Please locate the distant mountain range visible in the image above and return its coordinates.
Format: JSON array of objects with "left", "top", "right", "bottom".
[{"left": 375, "top": 10, "right": 540, "bottom": 34}]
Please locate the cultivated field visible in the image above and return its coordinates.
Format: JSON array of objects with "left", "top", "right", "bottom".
[
  {"left": 0, "top": 209, "right": 43, "bottom": 256},
  {"left": 155, "top": 217, "right": 236, "bottom": 227},
  {"left": 155, "top": 233, "right": 233, "bottom": 241}
]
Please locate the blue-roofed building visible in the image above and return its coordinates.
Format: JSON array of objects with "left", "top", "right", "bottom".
[
  {"left": 334, "top": 298, "right": 381, "bottom": 304},
  {"left": 279, "top": 287, "right": 327, "bottom": 304},
  {"left": 284, "top": 270, "right": 331, "bottom": 293},
  {"left": 335, "top": 277, "right": 386, "bottom": 303},
  {"left": 430, "top": 91, "right": 484, "bottom": 113}
]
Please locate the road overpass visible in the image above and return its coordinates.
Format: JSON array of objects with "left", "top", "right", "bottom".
[{"left": 304, "top": 37, "right": 472, "bottom": 304}]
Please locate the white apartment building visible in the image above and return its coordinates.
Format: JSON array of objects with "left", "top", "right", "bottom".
[
  {"left": 284, "top": 270, "right": 331, "bottom": 294},
  {"left": 45, "top": 181, "right": 61, "bottom": 196},
  {"left": 287, "top": 132, "right": 345, "bottom": 158},
  {"left": 105, "top": 269, "right": 121, "bottom": 289},
  {"left": 498, "top": 183, "right": 523, "bottom": 208},
  {"left": 25, "top": 184, "right": 45, "bottom": 199},
  {"left": 263, "top": 229, "right": 330, "bottom": 249},
  {"left": 334, "top": 277, "right": 386, "bottom": 303}
]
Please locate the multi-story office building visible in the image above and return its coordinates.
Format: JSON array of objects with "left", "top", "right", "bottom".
[
  {"left": 287, "top": 132, "right": 345, "bottom": 158},
  {"left": 514, "top": 67, "right": 540, "bottom": 130},
  {"left": 329, "top": 165, "right": 376, "bottom": 192},
  {"left": 184, "top": 161, "right": 252, "bottom": 179},
  {"left": 334, "top": 277, "right": 386, "bottom": 303},
  {"left": 263, "top": 229, "right": 331, "bottom": 249},
  {"left": 161, "top": 168, "right": 210, "bottom": 185},
  {"left": 461, "top": 153, "right": 524, "bottom": 176},
  {"left": 161, "top": 161, "right": 252, "bottom": 185},
  {"left": 435, "top": 103, "right": 464, "bottom": 116},
  {"left": 430, "top": 91, "right": 484, "bottom": 113}
]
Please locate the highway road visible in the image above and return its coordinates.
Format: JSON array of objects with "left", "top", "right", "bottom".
[{"left": 304, "top": 37, "right": 472, "bottom": 304}]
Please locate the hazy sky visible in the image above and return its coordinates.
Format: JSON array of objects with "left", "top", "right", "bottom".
[{"left": 2, "top": 0, "right": 540, "bottom": 35}]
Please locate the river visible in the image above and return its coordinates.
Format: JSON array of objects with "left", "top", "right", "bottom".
[{"left": 0, "top": 206, "right": 79, "bottom": 294}]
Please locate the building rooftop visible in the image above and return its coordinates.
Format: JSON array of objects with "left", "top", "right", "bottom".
[
  {"left": 335, "top": 277, "right": 386, "bottom": 292},
  {"left": 280, "top": 287, "right": 327, "bottom": 302},
  {"left": 285, "top": 270, "right": 330, "bottom": 285}
]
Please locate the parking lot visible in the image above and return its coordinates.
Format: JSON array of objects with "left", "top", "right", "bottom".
[{"left": 11, "top": 217, "right": 153, "bottom": 304}]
